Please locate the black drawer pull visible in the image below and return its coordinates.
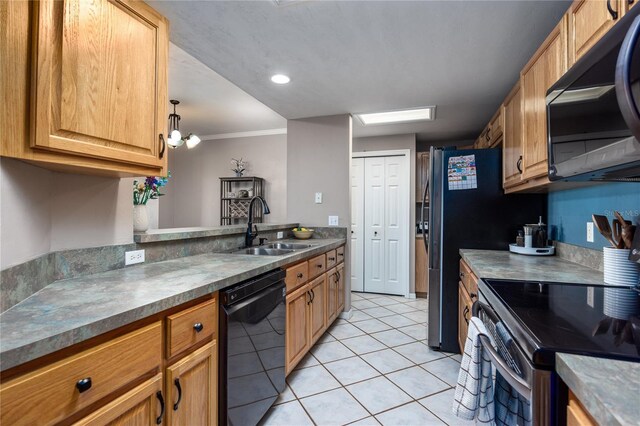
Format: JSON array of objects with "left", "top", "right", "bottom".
[
  {"left": 297, "top": 273, "right": 304, "bottom": 279},
  {"left": 607, "top": 0, "right": 618, "bottom": 19},
  {"left": 516, "top": 156, "right": 523, "bottom": 174},
  {"left": 338, "top": 252, "right": 344, "bottom": 257},
  {"left": 470, "top": 292, "right": 478, "bottom": 299},
  {"left": 173, "top": 378, "right": 182, "bottom": 411},
  {"left": 156, "top": 391, "right": 165, "bottom": 424},
  {"left": 193, "top": 322, "right": 204, "bottom": 333},
  {"left": 76, "top": 377, "right": 92, "bottom": 393},
  {"left": 317, "top": 264, "right": 323, "bottom": 268},
  {"left": 463, "top": 306, "right": 470, "bottom": 324},
  {"left": 328, "top": 256, "right": 336, "bottom": 261}
]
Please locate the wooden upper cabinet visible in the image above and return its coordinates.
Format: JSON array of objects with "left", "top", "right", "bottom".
[
  {"left": 568, "top": 0, "right": 622, "bottom": 65},
  {"left": 521, "top": 16, "right": 567, "bottom": 181},
  {"left": 416, "top": 152, "right": 430, "bottom": 201},
  {"left": 32, "top": 0, "right": 168, "bottom": 171},
  {"left": 0, "top": 0, "right": 169, "bottom": 177},
  {"left": 503, "top": 83, "right": 524, "bottom": 189},
  {"left": 489, "top": 108, "right": 503, "bottom": 146}
]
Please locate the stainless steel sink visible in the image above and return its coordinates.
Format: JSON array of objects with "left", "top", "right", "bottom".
[
  {"left": 233, "top": 247, "right": 295, "bottom": 256},
  {"left": 266, "top": 243, "right": 314, "bottom": 250}
]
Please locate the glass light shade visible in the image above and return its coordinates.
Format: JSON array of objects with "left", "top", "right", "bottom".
[
  {"left": 186, "top": 134, "right": 201, "bottom": 149},
  {"left": 170, "top": 129, "right": 182, "bottom": 141},
  {"left": 167, "top": 134, "right": 184, "bottom": 148}
]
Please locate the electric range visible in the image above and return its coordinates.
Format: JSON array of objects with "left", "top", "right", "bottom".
[
  {"left": 474, "top": 279, "right": 640, "bottom": 425},
  {"left": 480, "top": 279, "right": 640, "bottom": 368}
]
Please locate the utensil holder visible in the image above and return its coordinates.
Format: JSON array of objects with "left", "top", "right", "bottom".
[{"left": 603, "top": 247, "right": 640, "bottom": 287}]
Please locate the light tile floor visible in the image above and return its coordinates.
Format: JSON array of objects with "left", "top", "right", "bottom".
[{"left": 261, "top": 292, "right": 473, "bottom": 426}]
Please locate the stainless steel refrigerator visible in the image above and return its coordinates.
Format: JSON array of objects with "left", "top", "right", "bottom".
[{"left": 421, "top": 146, "right": 546, "bottom": 353}]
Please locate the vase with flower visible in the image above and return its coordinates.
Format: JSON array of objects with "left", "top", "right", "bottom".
[{"left": 133, "top": 173, "right": 170, "bottom": 232}]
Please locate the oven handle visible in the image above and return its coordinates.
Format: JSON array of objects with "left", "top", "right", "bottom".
[{"left": 472, "top": 301, "right": 532, "bottom": 399}]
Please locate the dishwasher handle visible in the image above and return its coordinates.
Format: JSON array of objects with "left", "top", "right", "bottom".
[{"left": 223, "top": 281, "right": 285, "bottom": 319}]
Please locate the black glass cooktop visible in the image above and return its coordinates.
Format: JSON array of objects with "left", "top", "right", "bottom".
[{"left": 481, "top": 279, "right": 640, "bottom": 367}]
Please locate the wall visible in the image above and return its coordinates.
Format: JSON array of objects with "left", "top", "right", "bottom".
[
  {"left": 0, "top": 158, "right": 135, "bottom": 270},
  {"left": 548, "top": 182, "right": 640, "bottom": 249},
  {"left": 352, "top": 134, "right": 418, "bottom": 294},
  {"left": 287, "top": 115, "right": 352, "bottom": 226},
  {"left": 158, "top": 133, "right": 287, "bottom": 228},
  {"left": 287, "top": 114, "right": 352, "bottom": 310}
]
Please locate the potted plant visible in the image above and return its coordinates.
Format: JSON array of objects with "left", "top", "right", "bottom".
[
  {"left": 133, "top": 173, "right": 170, "bottom": 232},
  {"left": 231, "top": 158, "right": 246, "bottom": 177}
]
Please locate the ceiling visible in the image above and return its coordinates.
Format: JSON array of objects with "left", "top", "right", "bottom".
[
  {"left": 153, "top": 0, "right": 571, "bottom": 142},
  {"left": 168, "top": 43, "right": 286, "bottom": 138}
]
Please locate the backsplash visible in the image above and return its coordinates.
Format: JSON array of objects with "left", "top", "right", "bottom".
[{"left": 548, "top": 182, "right": 640, "bottom": 250}]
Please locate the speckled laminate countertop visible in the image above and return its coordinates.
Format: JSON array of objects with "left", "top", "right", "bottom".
[
  {"left": 459, "top": 249, "right": 604, "bottom": 284},
  {"left": 556, "top": 353, "right": 640, "bottom": 425},
  {"left": 0, "top": 239, "right": 344, "bottom": 372}
]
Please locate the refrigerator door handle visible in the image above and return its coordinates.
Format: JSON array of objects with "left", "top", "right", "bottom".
[{"left": 421, "top": 178, "right": 429, "bottom": 254}]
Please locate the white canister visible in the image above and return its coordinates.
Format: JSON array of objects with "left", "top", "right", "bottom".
[{"left": 603, "top": 247, "right": 640, "bottom": 286}]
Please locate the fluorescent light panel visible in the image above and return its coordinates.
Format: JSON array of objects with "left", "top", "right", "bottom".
[{"left": 356, "top": 107, "right": 436, "bottom": 125}]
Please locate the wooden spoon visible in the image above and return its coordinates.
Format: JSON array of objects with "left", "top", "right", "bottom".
[
  {"left": 612, "top": 219, "right": 625, "bottom": 249},
  {"left": 592, "top": 214, "right": 618, "bottom": 247},
  {"left": 614, "top": 211, "right": 635, "bottom": 249}
]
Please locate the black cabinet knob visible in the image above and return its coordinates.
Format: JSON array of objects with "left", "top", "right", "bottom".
[
  {"left": 76, "top": 377, "right": 92, "bottom": 393},
  {"left": 193, "top": 322, "right": 204, "bottom": 333},
  {"left": 297, "top": 273, "right": 304, "bottom": 279}
]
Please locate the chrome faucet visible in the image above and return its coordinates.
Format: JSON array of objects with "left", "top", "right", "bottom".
[{"left": 245, "top": 196, "right": 270, "bottom": 247}]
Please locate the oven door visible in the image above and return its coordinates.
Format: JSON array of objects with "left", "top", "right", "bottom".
[{"left": 473, "top": 300, "right": 552, "bottom": 426}]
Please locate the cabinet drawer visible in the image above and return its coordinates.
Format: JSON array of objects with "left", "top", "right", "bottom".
[
  {"left": 308, "top": 254, "right": 326, "bottom": 279},
  {"left": 286, "top": 262, "right": 309, "bottom": 292},
  {"left": 326, "top": 250, "right": 338, "bottom": 269},
  {"left": 0, "top": 322, "right": 162, "bottom": 426},
  {"left": 167, "top": 298, "right": 217, "bottom": 359},
  {"left": 336, "top": 246, "right": 345, "bottom": 264},
  {"left": 459, "top": 259, "right": 478, "bottom": 300}
]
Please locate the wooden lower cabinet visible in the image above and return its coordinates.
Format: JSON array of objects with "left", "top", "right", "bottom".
[
  {"left": 415, "top": 238, "right": 428, "bottom": 295},
  {"left": 165, "top": 341, "right": 217, "bottom": 426},
  {"left": 567, "top": 390, "right": 597, "bottom": 426},
  {"left": 285, "top": 245, "right": 346, "bottom": 374},
  {"left": 74, "top": 374, "right": 164, "bottom": 426},
  {"left": 285, "top": 284, "right": 311, "bottom": 374},
  {"left": 458, "top": 281, "right": 473, "bottom": 353},
  {"left": 308, "top": 274, "right": 328, "bottom": 345},
  {"left": 337, "top": 263, "right": 345, "bottom": 312},
  {"left": 0, "top": 297, "right": 218, "bottom": 426}
]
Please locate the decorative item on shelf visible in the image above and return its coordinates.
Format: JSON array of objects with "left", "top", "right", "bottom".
[
  {"left": 238, "top": 190, "right": 249, "bottom": 198},
  {"left": 166, "top": 100, "right": 201, "bottom": 149},
  {"left": 231, "top": 158, "right": 246, "bottom": 177},
  {"left": 132, "top": 172, "right": 170, "bottom": 232}
]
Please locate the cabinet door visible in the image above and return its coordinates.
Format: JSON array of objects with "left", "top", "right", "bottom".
[
  {"left": 415, "top": 238, "right": 428, "bottom": 294},
  {"left": 627, "top": 0, "right": 638, "bottom": 12},
  {"left": 31, "top": 0, "right": 168, "bottom": 171},
  {"left": 503, "top": 83, "right": 524, "bottom": 188},
  {"left": 337, "top": 264, "right": 345, "bottom": 313},
  {"left": 286, "top": 284, "right": 310, "bottom": 374},
  {"left": 327, "top": 268, "right": 338, "bottom": 324},
  {"left": 458, "top": 282, "right": 472, "bottom": 353},
  {"left": 166, "top": 341, "right": 217, "bottom": 426},
  {"left": 73, "top": 374, "right": 164, "bottom": 426},
  {"left": 522, "top": 17, "right": 567, "bottom": 181},
  {"left": 569, "top": 0, "right": 622, "bottom": 65},
  {"left": 308, "top": 274, "right": 327, "bottom": 345}
]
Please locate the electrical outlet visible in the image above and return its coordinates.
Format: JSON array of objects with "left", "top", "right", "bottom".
[
  {"left": 125, "top": 249, "right": 145, "bottom": 266},
  {"left": 315, "top": 192, "right": 323, "bottom": 204},
  {"left": 586, "top": 222, "right": 594, "bottom": 243},
  {"left": 277, "top": 231, "right": 284, "bottom": 239},
  {"left": 328, "top": 215, "right": 339, "bottom": 226}
]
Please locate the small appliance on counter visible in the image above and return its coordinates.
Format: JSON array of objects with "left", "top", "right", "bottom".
[{"left": 509, "top": 216, "right": 555, "bottom": 256}]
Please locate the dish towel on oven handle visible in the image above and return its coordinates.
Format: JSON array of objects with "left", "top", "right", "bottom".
[
  {"left": 452, "top": 316, "right": 495, "bottom": 424},
  {"left": 494, "top": 321, "right": 532, "bottom": 426}
]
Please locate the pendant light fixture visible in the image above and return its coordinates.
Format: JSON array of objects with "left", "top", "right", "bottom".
[{"left": 167, "top": 100, "right": 201, "bottom": 149}]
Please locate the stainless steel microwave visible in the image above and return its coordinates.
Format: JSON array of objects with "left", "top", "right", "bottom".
[{"left": 547, "top": 9, "right": 640, "bottom": 182}]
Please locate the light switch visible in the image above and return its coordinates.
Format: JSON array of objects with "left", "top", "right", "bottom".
[
  {"left": 315, "top": 192, "right": 323, "bottom": 204},
  {"left": 328, "top": 215, "right": 339, "bottom": 226}
]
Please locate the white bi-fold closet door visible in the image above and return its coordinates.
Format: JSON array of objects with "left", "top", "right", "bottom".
[{"left": 351, "top": 154, "right": 409, "bottom": 296}]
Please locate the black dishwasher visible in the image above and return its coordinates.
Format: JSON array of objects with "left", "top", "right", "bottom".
[{"left": 219, "top": 269, "right": 286, "bottom": 426}]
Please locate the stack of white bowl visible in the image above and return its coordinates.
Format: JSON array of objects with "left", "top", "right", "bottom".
[{"left": 602, "top": 247, "right": 640, "bottom": 319}]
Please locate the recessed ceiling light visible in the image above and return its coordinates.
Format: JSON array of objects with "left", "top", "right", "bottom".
[
  {"left": 356, "top": 106, "right": 436, "bottom": 126},
  {"left": 271, "top": 74, "right": 290, "bottom": 84}
]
